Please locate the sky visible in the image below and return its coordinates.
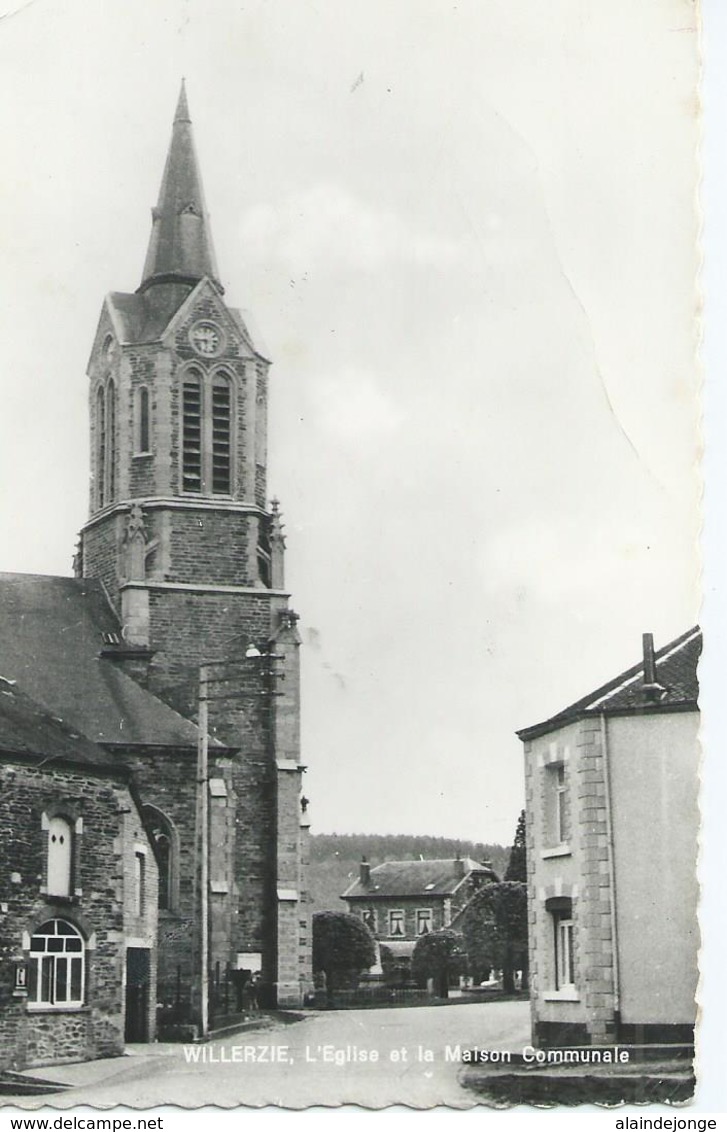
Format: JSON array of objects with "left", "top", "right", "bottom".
[{"left": 0, "top": 0, "right": 702, "bottom": 844}]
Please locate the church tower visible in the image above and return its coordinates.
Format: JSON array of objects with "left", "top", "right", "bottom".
[{"left": 78, "top": 84, "right": 311, "bottom": 1009}]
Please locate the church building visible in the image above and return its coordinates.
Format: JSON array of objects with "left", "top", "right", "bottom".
[{"left": 0, "top": 84, "right": 313, "bottom": 1042}]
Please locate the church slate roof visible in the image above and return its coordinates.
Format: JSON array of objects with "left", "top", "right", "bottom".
[
  {"left": 0, "top": 573, "right": 200, "bottom": 749},
  {"left": 517, "top": 626, "right": 701, "bottom": 741},
  {"left": 342, "top": 858, "right": 498, "bottom": 901},
  {"left": 0, "top": 676, "right": 121, "bottom": 774}
]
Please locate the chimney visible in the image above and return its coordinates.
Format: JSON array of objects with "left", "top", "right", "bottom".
[
  {"left": 642, "top": 633, "right": 656, "bottom": 685},
  {"left": 359, "top": 858, "right": 371, "bottom": 886},
  {"left": 642, "top": 632, "right": 667, "bottom": 702},
  {"left": 453, "top": 856, "right": 466, "bottom": 880}
]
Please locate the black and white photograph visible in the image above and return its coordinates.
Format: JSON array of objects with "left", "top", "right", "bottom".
[{"left": 0, "top": 0, "right": 723, "bottom": 1118}]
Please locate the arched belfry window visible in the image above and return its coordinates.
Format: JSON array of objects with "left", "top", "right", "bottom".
[
  {"left": 142, "top": 804, "right": 178, "bottom": 911},
  {"left": 106, "top": 380, "right": 117, "bottom": 503},
  {"left": 182, "top": 369, "right": 203, "bottom": 493},
  {"left": 47, "top": 816, "right": 73, "bottom": 898},
  {"left": 135, "top": 386, "right": 151, "bottom": 454},
  {"left": 181, "top": 368, "right": 234, "bottom": 497},
  {"left": 28, "top": 919, "right": 85, "bottom": 1008},
  {"left": 96, "top": 385, "right": 106, "bottom": 508},
  {"left": 211, "top": 373, "right": 232, "bottom": 494},
  {"left": 95, "top": 379, "right": 117, "bottom": 509}
]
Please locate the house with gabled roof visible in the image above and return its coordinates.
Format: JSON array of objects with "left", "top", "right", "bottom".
[
  {"left": 518, "top": 627, "right": 700, "bottom": 1048},
  {"left": 0, "top": 677, "right": 159, "bottom": 1069},
  {"left": 342, "top": 857, "right": 499, "bottom": 964}
]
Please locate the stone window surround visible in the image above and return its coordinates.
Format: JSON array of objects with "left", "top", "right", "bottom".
[
  {"left": 94, "top": 376, "right": 118, "bottom": 511},
  {"left": 415, "top": 908, "right": 433, "bottom": 935},
  {"left": 544, "top": 893, "right": 578, "bottom": 999},
  {"left": 134, "top": 384, "right": 153, "bottom": 456},
  {"left": 41, "top": 807, "right": 84, "bottom": 901},
  {"left": 26, "top": 918, "right": 86, "bottom": 1011},
  {"left": 538, "top": 742, "right": 571, "bottom": 849},
  {"left": 388, "top": 909, "right": 405, "bottom": 937},
  {"left": 142, "top": 803, "right": 180, "bottom": 913}
]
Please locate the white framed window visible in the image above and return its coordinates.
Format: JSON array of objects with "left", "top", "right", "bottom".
[
  {"left": 28, "top": 920, "right": 85, "bottom": 1008},
  {"left": 553, "top": 912, "right": 575, "bottom": 989},
  {"left": 388, "top": 909, "right": 405, "bottom": 937},
  {"left": 47, "top": 816, "right": 73, "bottom": 898},
  {"left": 416, "top": 908, "right": 433, "bottom": 935},
  {"left": 546, "top": 761, "right": 568, "bottom": 845}
]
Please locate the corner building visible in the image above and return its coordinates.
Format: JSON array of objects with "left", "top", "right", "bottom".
[{"left": 77, "top": 84, "right": 312, "bottom": 1011}]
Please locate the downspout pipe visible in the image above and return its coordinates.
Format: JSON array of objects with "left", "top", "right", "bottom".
[{"left": 600, "top": 712, "right": 621, "bottom": 1027}]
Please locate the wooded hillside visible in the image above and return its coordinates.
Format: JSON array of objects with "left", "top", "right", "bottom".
[{"left": 309, "top": 833, "right": 509, "bottom": 915}]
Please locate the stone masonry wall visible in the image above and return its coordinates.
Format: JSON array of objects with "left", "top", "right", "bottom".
[
  {"left": 0, "top": 762, "right": 157, "bottom": 1070},
  {"left": 575, "top": 717, "right": 617, "bottom": 1044}
]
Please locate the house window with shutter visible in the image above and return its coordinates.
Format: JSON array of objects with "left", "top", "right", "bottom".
[{"left": 47, "top": 817, "right": 73, "bottom": 898}]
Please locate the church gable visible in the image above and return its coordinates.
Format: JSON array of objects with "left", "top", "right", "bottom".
[
  {"left": 163, "top": 278, "right": 259, "bottom": 363},
  {"left": 86, "top": 301, "right": 121, "bottom": 375}
]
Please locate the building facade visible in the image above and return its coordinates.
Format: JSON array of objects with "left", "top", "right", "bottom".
[
  {"left": 0, "top": 84, "right": 313, "bottom": 1038},
  {"left": 0, "top": 681, "right": 158, "bottom": 1070},
  {"left": 342, "top": 858, "right": 498, "bottom": 965},
  {"left": 519, "top": 628, "right": 700, "bottom": 1048}
]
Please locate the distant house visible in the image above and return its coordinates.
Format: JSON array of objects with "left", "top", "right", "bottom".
[
  {"left": 0, "top": 679, "right": 159, "bottom": 1071},
  {"left": 518, "top": 628, "right": 700, "bottom": 1048},
  {"left": 341, "top": 857, "right": 498, "bottom": 964}
]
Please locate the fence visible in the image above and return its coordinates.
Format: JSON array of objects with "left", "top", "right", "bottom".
[{"left": 327, "top": 985, "right": 433, "bottom": 1008}]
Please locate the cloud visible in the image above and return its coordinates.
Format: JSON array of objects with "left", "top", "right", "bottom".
[
  {"left": 240, "top": 183, "right": 465, "bottom": 274},
  {"left": 477, "top": 515, "right": 665, "bottom": 606},
  {"left": 308, "top": 367, "right": 403, "bottom": 441}
]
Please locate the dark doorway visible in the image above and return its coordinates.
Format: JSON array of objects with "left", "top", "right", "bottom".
[{"left": 125, "top": 947, "right": 151, "bottom": 1042}]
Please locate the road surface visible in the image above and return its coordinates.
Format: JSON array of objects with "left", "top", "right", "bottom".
[{"left": 7, "top": 1000, "right": 530, "bottom": 1109}]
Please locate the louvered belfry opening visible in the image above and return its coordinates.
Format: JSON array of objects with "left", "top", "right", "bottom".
[
  {"left": 211, "top": 375, "right": 231, "bottom": 494},
  {"left": 182, "top": 371, "right": 203, "bottom": 492}
]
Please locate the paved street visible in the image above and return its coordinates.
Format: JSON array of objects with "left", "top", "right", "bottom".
[{"left": 8, "top": 1000, "right": 529, "bottom": 1110}]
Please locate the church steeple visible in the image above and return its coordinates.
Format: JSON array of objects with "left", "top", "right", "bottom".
[{"left": 139, "top": 81, "right": 222, "bottom": 294}]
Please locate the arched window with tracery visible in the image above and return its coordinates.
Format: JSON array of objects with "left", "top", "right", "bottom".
[{"left": 28, "top": 919, "right": 85, "bottom": 1008}]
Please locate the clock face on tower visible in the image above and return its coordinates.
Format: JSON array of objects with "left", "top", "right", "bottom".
[{"left": 190, "top": 321, "right": 224, "bottom": 357}]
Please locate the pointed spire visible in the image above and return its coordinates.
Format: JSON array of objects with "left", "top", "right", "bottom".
[
  {"left": 175, "top": 78, "right": 191, "bottom": 124},
  {"left": 138, "top": 82, "right": 222, "bottom": 295}
]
